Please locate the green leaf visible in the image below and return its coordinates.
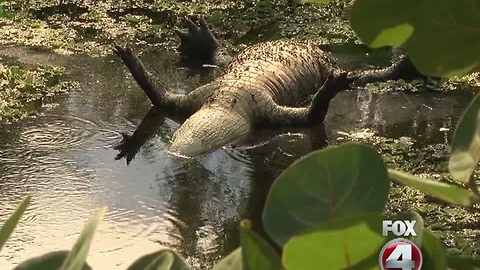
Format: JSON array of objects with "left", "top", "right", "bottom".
[
  {"left": 211, "top": 248, "right": 242, "bottom": 270},
  {"left": 13, "top": 251, "right": 92, "bottom": 270},
  {"left": 370, "top": 24, "right": 414, "bottom": 48},
  {"left": 404, "top": 211, "right": 425, "bottom": 247},
  {"left": 283, "top": 212, "right": 423, "bottom": 270},
  {"left": 449, "top": 93, "right": 480, "bottom": 183},
  {"left": 350, "top": 0, "right": 417, "bottom": 48},
  {"left": 59, "top": 208, "right": 106, "bottom": 270},
  {"left": 421, "top": 230, "right": 447, "bottom": 270},
  {"left": 126, "top": 249, "right": 190, "bottom": 270},
  {"left": 447, "top": 255, "right": 480, "bottom": 270},
  {"left": 350, "top": 0, "right": 480, "bottom": 77},
  {"left": 262, "top": 142, "right": 390, "bottom": 246},
  {"left": 0, "top": 196, "right": 31, "bottom": 252},
  {"left": 240, "top": 220, "right": 282, "bottom": 270},
  {"left": 388, "top": 169, "right": 480, "bottom": 206},
  {"left": 406, "top": 0, "right": 480, "bottom": 77}
]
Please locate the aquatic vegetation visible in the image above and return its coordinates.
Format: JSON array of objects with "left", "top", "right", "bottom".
[
  {"left": 0, "top": 64, "right": 78, "bottom": 122},
  {"left": 1, "top": 0, "right": 356, "bottom": 56}
]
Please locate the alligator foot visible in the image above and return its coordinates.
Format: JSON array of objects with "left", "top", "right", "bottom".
[
  {"left": 113, "top": 106, "right": 167, "bottom": 165},
  {"left": 113, "top": 133, "right": 139, "bottom": 165},
  {"left": 113, "top": 45, "right": 165, "bottom": 105},
  {"left": 175, "top": 17, "right": 229, "bottom": 68}
]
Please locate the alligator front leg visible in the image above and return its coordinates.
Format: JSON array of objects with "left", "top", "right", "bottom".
[
  {"left": 175, "top": 17, "right": 233, "bottom": 68},
  {"left": 114, "top": 46, "right": 169, "bottom": 106},
  {"left": 114, "top": 45, "right": 220, "bottom": 115},
  {"left": 114, "top": 106, "right": 167, "bottom": 165}
]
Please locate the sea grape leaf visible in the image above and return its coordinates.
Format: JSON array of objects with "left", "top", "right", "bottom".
[
  {"left": 350, "top": 0, "right": 418, "bottom": 48},
  {"left": 420, "top": 229, "right": 447, "bottom": 270},
  {"left": 350, "top": 0, "right": 480, "bottom": 77},
  {"left": 449, "top": 92, "right": 480, "bottom": 184},
  {"left": 211, "top": 248, "right": 243, "bottom": 270},
  {"left": 127, "top": 249, "right": 190, "bottom": 270},
  {"left": 13, "top": 251, "right": 92, "bottom": 270},
  {"left": 283, "top": 212, "right": 424, "bottom": 270},
  {"left": 240, "top": 220, "right": 282, "bottom": 270},
  {"left": 262, "top": 142, "right": 390, "bottom": 246}
]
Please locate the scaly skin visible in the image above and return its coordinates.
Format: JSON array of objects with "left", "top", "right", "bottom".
[{"left": 114, "top": 17, "right": 425, "bottom": 157}]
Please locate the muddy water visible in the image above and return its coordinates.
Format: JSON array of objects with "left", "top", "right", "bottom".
[{"left": 0, "top": 45, "right": 474, "bottom": 269}]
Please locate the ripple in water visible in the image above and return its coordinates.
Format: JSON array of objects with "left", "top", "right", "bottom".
[
  {"left": 196, "top": 225, "right": 220, "bottom": 255},
  {"left": 18, "top": 115, "right": 99, "bottom": 151},
  {"left": 223, "top": 148, "right": 252, "bottom": 165}
]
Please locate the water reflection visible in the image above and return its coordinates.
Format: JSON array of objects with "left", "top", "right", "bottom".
[
  {"left": 0, "top": 45, "right": 474, "bottom": 269},
  {"left": 113, "top": 106, "right": 167, "bottom": 165}
]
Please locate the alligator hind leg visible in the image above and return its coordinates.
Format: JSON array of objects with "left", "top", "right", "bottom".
[
  {"left": 175, "top": 17, "right": 232, "bottom": 68},
  {"left": 348, "top": 48, "right": 432, "bottom": 88},
  {"left": 261, "top": 72, "right": 349, "bottom": 127}
]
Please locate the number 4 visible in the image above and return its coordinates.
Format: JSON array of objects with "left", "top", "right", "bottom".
[{"left": 386, "top": 244, "right": 415, "bottom": 270}]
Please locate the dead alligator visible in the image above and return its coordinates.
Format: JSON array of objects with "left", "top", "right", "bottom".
[{"left": 113, "top": 17, "right": 424, "bottom": 157}]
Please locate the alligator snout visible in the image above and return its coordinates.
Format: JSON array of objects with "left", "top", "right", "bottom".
[{"left": 168, "top": 106, "right": 251, "bottom": 157}]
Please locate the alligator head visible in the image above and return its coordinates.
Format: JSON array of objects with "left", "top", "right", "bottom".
[{"left": 168, "top": 106, "right": 252, "bottom": 157}]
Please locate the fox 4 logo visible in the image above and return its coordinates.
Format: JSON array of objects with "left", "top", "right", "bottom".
[
  {"left": 379, "top": 221, "right": 423, "bottom": 270},
  {"left": 382, "top": 220, "right": 417, "bottom": 237}
]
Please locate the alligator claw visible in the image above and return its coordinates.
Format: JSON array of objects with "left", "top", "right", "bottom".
[
  {"left": 175, "top": 29, "right": 188, "bottom": 41},
  {"left": 185, "top": 17, "right": 201, "bottom": 33},
  {"left": 175, "top": 16, "right": 219, "bottom": 66},
  {"left": 113, "top": 132, "right": 138, "bottom": 165},
  {"left": 113, "top": 45, "right": 136, "bottom": 64}
]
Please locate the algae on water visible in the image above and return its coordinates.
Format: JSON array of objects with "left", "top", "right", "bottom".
[{"left": 0, "top": 64, "right": 78, "bottom": 122}]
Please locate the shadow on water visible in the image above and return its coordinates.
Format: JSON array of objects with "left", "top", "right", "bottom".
[{"left": 0, "top": 44, "right": 475, "bottom": 269}]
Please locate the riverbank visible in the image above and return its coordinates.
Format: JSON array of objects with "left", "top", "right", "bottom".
[{"left": 2, "top": 0, "right": 479, "bottom": 123}]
